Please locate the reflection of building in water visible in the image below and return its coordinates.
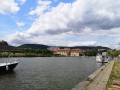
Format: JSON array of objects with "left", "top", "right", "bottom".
[
  {"left": 0, "top": 40, "right": 8, "bottom": 50},
  {"left": 53, "top": 48, "right": 85, "bottom": 56},
  {"left": 96, "top": 62, "right": 105, "bottom": 68}
]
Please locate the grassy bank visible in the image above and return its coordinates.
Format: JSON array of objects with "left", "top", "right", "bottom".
[{"left": 106, "top": 59, "right": 120, "bottom": 89}]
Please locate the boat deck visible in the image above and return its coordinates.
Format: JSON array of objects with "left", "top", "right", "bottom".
[{"left": 0, "top": 61, "right": 18, "bottom": 66}]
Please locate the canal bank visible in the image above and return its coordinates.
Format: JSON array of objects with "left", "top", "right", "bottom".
[{"left": 72, "top": 60, "right": 114, "bottom": 90}]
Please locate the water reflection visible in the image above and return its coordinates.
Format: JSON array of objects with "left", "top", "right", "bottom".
[
  {"left": 0, "top": 71, "right": 16, "bottom": 76},
  {"left": 96, "top": 62, "right": 106, "bottom": 68},
  {"left": 0, "top": 71, "right": 16, "bottom": 80}
]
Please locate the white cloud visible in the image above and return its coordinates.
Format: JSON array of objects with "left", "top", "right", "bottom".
[
  {"left": 27, "top": 0, "right": 120, "bottom": 36},
  {"left": 17, "top": 0, "right": 26, "bottom": 4},
  {"left": 68, "top": 41, "right": 97, "bottom": 47},
  {"left": 29, "top": 0, "right": 51, "bottom": 16},
  {"left": 7, "top": 0, "right": 120, "bottom": 49},
  {"left": 7, "top": 32, "right": 97, "bottom": 46},
  {"left": 16, "top": 22, "right": 25, "bottom": 27},
  {"left": 0, "top": 0, "right": 20, "bottom": 14}
]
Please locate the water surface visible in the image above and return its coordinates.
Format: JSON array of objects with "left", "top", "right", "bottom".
[{"left": 0, "top": 57, "right": 102, "bottom": 90}]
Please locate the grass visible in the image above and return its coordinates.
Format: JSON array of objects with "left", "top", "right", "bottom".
[{"left": 106, "top": 59, "right": 120, "bottom": 89}]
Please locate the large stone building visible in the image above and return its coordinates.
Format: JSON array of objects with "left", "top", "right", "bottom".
[
  {"left": 53, "top": 48, "right": 70, "bottom": 56},
  {"left": 0, "top": 40, "right": 8, "bottom": 50},
  {"left": 53, "top": 48, "right": 85, "bottom": 56},
  {"left": 70, "top": 49, "right": 84, "bottom": 56}
]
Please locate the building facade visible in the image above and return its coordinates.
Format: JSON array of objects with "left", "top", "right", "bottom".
[
  {"left": 70, "top": 49, "right": 84, "bottom": 56},
  {"left": 54, "top": 48, "right": 84, "bottom": 56},
  {"left": 53, "top": 48, "right": 70, "bottom": 56},
  {"left": 0, "top": 40, "right": 8, "bottom": 50}
]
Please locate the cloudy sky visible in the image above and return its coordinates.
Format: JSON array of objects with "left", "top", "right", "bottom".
[{"left": 0, "top": 0, "right": 120, "bottom": 49}]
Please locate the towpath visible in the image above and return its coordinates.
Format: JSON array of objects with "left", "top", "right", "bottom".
[
  {"left": 85, "top": 60, "right": 114, "bottom": 90},
  {"left": 72, "top": 60, "right": 114, "bottom": 90}
]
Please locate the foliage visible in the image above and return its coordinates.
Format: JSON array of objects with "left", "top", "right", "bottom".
[
  {"left": 8, "top": 44, "right": 110, "bottom": 50},
  {"left": 85, "top": 49, "right": 98, "bottom": 56},
  {"left": 107, "top": 50, "right": 120, "bottom": 57},
  {"left": 0, "top": 52, "right": 9, "bottom": 57},
  {"left": 0, "top": 48, "right": 55, "bottom": 57},
  {"left": 60, "top": 46, "right": 110, "bottom": 50},
  {"left": 17, "top": 44, "right": 49, "bottom": 49},
  {"left": 106, "top": 59, "right": 120, "bottom": 89}
]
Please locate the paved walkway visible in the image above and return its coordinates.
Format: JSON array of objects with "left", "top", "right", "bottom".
[{"left": 85, "top": 60, "right": 114, "bottom": 90}]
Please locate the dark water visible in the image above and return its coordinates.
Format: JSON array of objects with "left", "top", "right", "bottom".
[{"left": 0, "top": 57, "right": 103, "bottom": 90}]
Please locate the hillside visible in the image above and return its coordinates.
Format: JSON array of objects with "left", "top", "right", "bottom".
[
  {"left": 17, "top": 44, "right": 49, "bottom": 49},
  {"left": 8, "top": 45, "right": 15, "bottom": 49},
  {"left": 8, "top": 44, "right": 111, "bottom": 50},
  {"left": 66, "top": 46, "right": 110, "bottom": 50}
]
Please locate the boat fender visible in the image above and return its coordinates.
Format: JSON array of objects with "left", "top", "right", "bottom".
[{"left": 6, "top": 65, "right": 9, "bottom": 71}]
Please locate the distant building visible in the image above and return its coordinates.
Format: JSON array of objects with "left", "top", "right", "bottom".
[
  {"left": 70, "top": 49, "right": 84, "bottom": 56},
  {"left": 47, "top": 46, "right": 60, "bottom": 51},
  {"left": 53, "top": 48, "right": 85, "bottom": 56},
  {"left": 98, "top": 49, "right": 106, "bottom": 52},
  {"left": 53, "top": 48, "right": 70, "bottom": 56},
  {"left": 0, "top": 40, "right": 8, "bottom": 50}
]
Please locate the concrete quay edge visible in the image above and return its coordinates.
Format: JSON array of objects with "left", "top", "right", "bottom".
[{"left": 71, "top": 61, "right": 111, "bottom": 90}]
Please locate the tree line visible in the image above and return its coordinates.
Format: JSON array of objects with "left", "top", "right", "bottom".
[
  {"left": 0, "top": 48, "right": 61, "bottom": 57},
  {"left": 107, "top": 50, "right": 120, "bottom": 57},
  {"left": 1, "top": 48, "right": 120, "bottom": 57}
]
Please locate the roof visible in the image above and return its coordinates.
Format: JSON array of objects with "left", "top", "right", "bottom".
[
  {"left": 71, "top": 49, "right": 82, "bottom": 51},
  {"left": 0, "top": 40, "right": 8, "bottom": 45},
  {"left": 0, "top": 40, "right": 7, "bottom": 43}
]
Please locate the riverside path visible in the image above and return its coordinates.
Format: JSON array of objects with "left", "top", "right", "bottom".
[
  {"left": 72, "top": 60, "right": 114, "bottom": 90},
  {"left": 86, "top": 60, "right": 114, "bottom": 90}
]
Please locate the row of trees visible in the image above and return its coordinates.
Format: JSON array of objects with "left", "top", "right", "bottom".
[
  {"left": 0, "top": 48, "right": 63, "bottom": 57},
  {"left": 85, "top": 50, "right": 99, "bottom": 56},
  {"left": 107, "top": 50, "right": 120, "bottom": 57},
  {"left": 85, "top": 49, "right": 120, "bottom": 57},
  {"left": 1, "top": 48, "right": 120, "bottom": 57}
]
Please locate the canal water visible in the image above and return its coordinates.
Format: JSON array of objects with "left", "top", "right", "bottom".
[{"left": 0, "top": 57, "right": 103, "bottom": 90}]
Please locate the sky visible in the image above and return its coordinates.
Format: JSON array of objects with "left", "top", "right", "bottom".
[{"left": 0, "top": 0, "right": 120, "bottom": 49}]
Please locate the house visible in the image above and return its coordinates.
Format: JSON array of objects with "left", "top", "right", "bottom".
[
  {"left": 53, "top": 48, "right": 70, "bottom": 56},
  {"left": 98, "top": 49, "right": 106, "bottom": 52},
  {"left": 70, "top": 49, "right": 84, "bottom": 56},
  {"left": 53, "top": 48, "right": 85, "bottom": 56},
  {"left": 0, "top": 40, "right": 8, "bottom": 50}
]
